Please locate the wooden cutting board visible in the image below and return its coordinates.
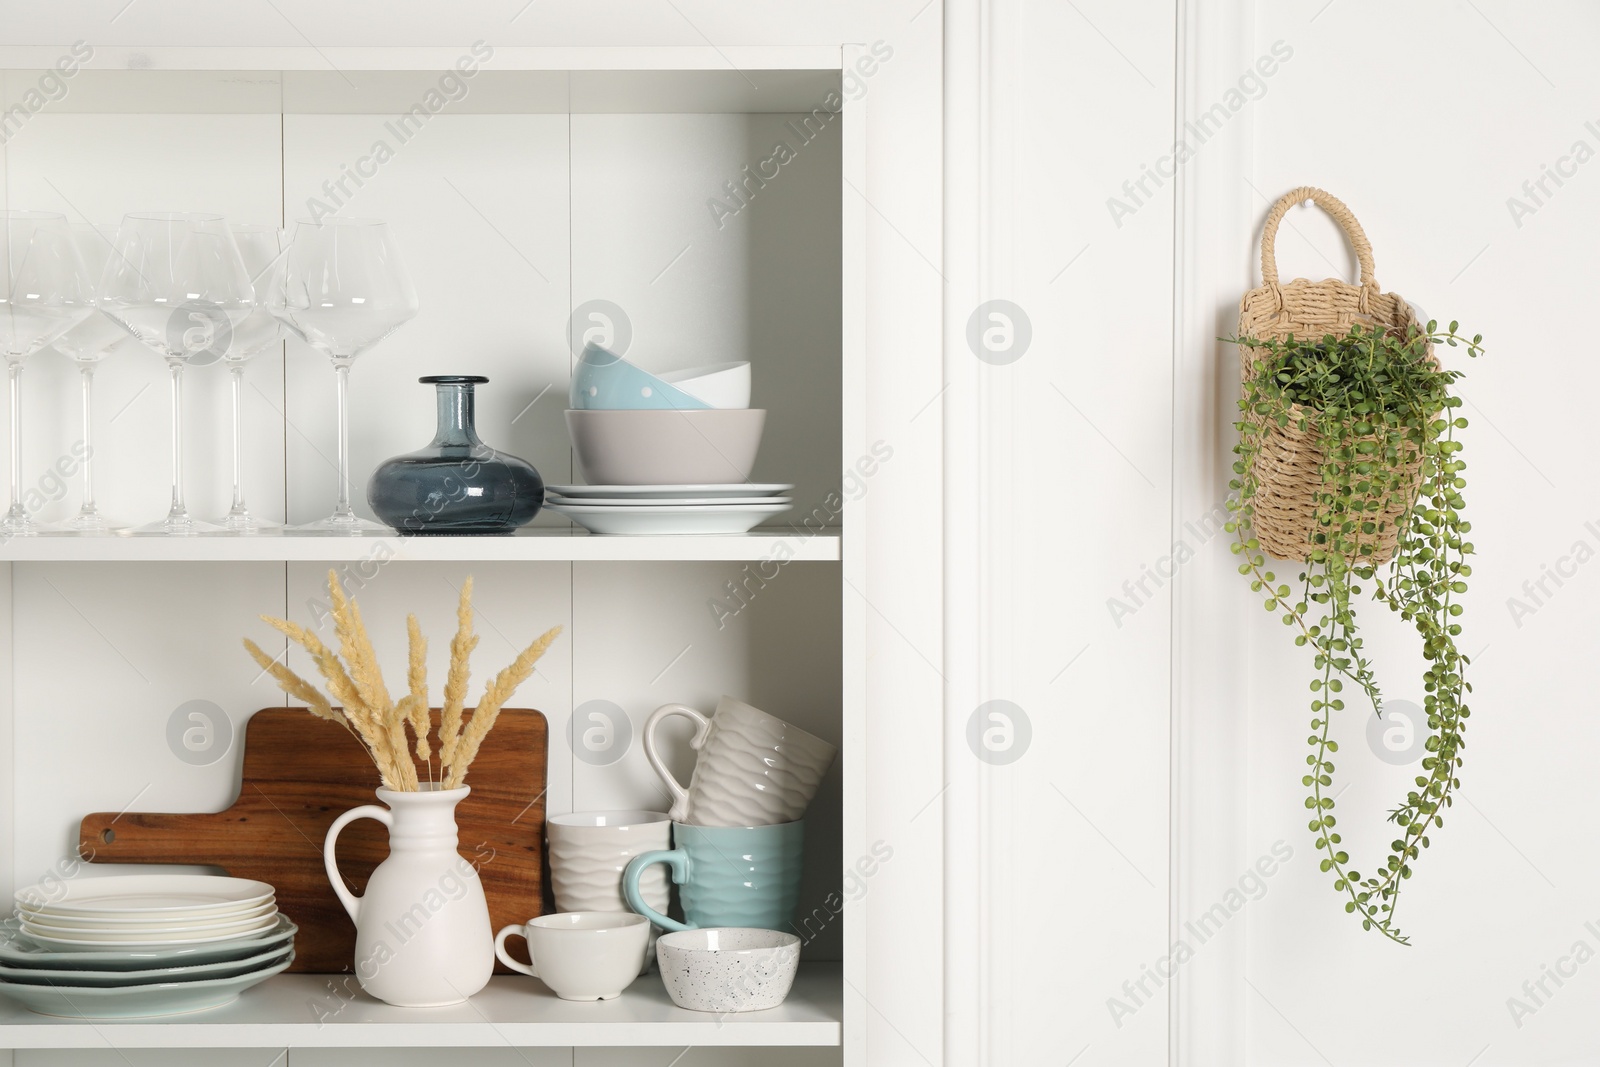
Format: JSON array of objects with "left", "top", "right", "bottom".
[{"left": 78, "top": 707, "right": 547, "bottom": 974}]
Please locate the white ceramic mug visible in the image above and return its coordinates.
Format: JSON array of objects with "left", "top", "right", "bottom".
[
  {"left": 644, "top": 696, "right": 837, "bottom": 826},
  {"left": 547, "top": 810, "right": 673, "bottom": 914},
  {"left": 493, "top": 912, "right": 650, "bottom": 1001}
]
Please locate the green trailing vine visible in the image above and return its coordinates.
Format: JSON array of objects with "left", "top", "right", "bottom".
[{"left": 1224, "top": 322, "right": 1484, "bottom": 944}]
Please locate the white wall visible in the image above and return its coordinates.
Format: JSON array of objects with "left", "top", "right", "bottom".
[
  {"left": 957, "top": 0, "right": 1600, "bottom": 1065},
  {"left": 1238, "top": 2, "right": 1600, "bottom": 1064}
]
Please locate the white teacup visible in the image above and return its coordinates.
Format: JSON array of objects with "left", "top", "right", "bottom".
[
  {"left": 493, "top": 912, "right": 649, "bottom": 1001},
  {"left": 644, "top": 696, "right": 837, "bottom": 827}
]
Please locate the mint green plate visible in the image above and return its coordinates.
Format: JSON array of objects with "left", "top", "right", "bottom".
[
  {"left": 0, "top": 943, "right": 292, "bottom": 987},
  {"left": 0, "top": 951, "right": 292, "bottom": 1018},
  {"left": 0, "top": 915, "right": 296, "bottom": 970}
]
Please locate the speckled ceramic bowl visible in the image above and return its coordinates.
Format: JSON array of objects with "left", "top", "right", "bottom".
[{"left": 655, "top": 927, "right": 800, "bottom": 1013}]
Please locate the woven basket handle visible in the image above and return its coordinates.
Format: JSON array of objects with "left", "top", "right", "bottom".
[{"left": 1260, "top": 186, "right": 1378, "bottom": 291}]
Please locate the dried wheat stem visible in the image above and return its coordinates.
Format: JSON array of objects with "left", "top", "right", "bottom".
[
  {"left": 328, "top": 572, "right": 393, "bottom": 718},
  {"left": 325, "top": 572, "right": 414, "bottom": 790},
  {"left": 405, "top": 614, "right": 433, "bottom": 783},
  {"left": 260, "top": 613, "right": 407, "bottom": 789},
  {"left": 381, "top": 695, "right": 417, "bottom": 791},
  {"left": 260, "top": 617, "right": 364, "bottom": 719},
  {"left": 444, "top": 625, "right": 562, "bottom": 788},
  {"left": 245, "top": 570, "right": 554, "bottom": 793},
  {"left": 439, "top": 577, "right": 478, "bottom": 773},
  {"left": 350, "top": 601, "right": 412, "bottom": 793},
  {"left": 242, "top": 638, "right": 350, "bottom": 731}
]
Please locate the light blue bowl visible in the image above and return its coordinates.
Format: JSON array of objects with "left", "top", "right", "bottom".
[{"left": 570, "top": 343, "right": 711, "bottom": 411}]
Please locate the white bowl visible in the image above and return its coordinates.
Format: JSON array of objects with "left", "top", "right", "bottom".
[
  {"left": 566, "top": 409, "right": 766, "bottom": 485},
  {"left": 655, "top": 927, "right": 800, "bottom": 1013},
  {"left": 659, "top": 361, "right": 751, "bottom": 409}
]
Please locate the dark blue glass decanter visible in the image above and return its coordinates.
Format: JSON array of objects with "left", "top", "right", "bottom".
[{"left": 367, "top": 375, "right": 544, "bottom": 534}]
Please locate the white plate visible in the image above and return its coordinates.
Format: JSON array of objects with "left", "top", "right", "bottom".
[
  {"left": 0, "top": 952, "right": 293, "bottom": 1018},
  {"left": 548, "top": 495, "right": 792, "bottom": 508},
  {"left": 22, "top": 910, "right": 277, "bottom": 941},
  {"left": 546, "top": 501, "right": 793, "bottom": 536},
  {"left": 546, "top": 483, "right": 793, "bottom": 499},
  {"left": 0, "top": 944, "right": 292, "bottom": 988},
  {"left": 20, "top": 899, "right": 277, "bottom": 929},
  {"left": 0, "top": 916, "right": 296, "bottom": 970},
  {"left": 21, "top": 921, "right": 281, "bottom": 953},
  {"left": 14, "top": 875, "right": 275, "bottom": 917}
]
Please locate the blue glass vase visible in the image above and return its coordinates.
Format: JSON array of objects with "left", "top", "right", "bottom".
[{"left": 367, "top": 376, "right": 544, "bottom": 535}]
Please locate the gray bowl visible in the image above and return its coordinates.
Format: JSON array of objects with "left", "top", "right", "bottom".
[{"left": 566, "top": 409, "right": 767, "bottom": 485}]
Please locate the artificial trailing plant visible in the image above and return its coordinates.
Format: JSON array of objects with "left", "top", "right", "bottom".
[{"left": 1225, "top": 321, "right": 1484, "bottom": 944}]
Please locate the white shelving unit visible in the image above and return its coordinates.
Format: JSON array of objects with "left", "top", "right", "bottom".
[{"left": 0, "top": 39, "right": 864, "bottom": 1067}]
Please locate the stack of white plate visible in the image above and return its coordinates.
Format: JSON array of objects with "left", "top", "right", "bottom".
[
  {"left": 545, "top": 483, "right": 794, "bottom": 535},
  {"left": 0, "top": 874, "right": 295, "bottom": 1018}
]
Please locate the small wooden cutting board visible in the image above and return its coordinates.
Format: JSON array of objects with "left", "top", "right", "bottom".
[{"left": 78, "top": 707, "right": 547, "bottom": 974}]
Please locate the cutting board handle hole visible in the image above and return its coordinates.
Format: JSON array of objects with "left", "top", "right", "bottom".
[{"left": 99, "top": 829, "right": 115, "bottom": 844}]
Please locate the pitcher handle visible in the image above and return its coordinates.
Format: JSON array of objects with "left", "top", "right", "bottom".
[
  {"left": 623, "top": 849, "right": 691, "bottom": 933},
  {"left": 323, "top": 804, "right": 392, "bottom": 924},
  {"left": 643, "top": 703, "right": 712, "bottom": 823}
]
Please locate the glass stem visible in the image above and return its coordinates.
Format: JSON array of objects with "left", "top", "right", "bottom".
[
  {"left": 230, "top": 366, "right": 246, "bottom": 514},
  {"left": 168, "top": 361, "right": 187, "bottom": 520},
  {"left": 334, "top": 362, "right": 353, "bottom": 519},
  {"left": 79, "top": 366, "right": 96, "bottom": 515},
  {"left": 7, "top": 363, "right": 21, "bottom": 515}
]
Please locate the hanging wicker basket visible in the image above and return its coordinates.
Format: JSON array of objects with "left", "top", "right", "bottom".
[{"left": 1236, "top": 186, "right": 1432, "bottom": 564}]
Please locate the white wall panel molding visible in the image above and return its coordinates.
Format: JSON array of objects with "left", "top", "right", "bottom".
[
  {"left": 950, "top": 0, "right": 1178, "bottom": 1063},
  {"left": 941, "top": 0, "right": 984, "bottom": 1062},
  {"left": 1170, "top": 2, "right": 1256, "bottom": 1065}
]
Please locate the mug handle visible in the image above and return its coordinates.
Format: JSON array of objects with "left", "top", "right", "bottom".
[
  {"left": 623, "top": 849, "right": 691, "bottom": 933},
  {"left": 493, "top": 926, "right": 538, "bottom": 977},
  {"left": 643, "top": 703, "right": 713, "bottom": 823},
  {"left": 323, "top": 804, "right": 393, "bottom": 924}
]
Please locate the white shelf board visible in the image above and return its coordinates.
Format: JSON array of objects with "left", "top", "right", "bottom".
[
  {"left": 0, "top": 528, "right": 840, "bottom": 563},
  {"left": 1, "top": 67, "right": 843, "bottom": 114},
  {"left": 0, "top": 46, "right": 845, "bottom": 73},
  {"left": 0, "top": 964, "right": 842, "bottom": 1049}
]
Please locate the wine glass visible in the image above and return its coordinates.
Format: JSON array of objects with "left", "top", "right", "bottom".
[
  {"left": 0, "top": 211, "right": 95, "bottom": 537},
  {"left": 270, "top": 217, "right": 419, "bottom": 534},
  {"left": 98, "top": 213, "right": 255, "bottom": 536},
  {"left": 215, "top": 224, "right": 289, "bottom": 534},
  {"left": 47, "top": 223, "right": 135, "bottom": 534}
]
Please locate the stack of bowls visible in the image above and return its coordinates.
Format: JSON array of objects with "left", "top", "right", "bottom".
[
  {"left": 0, "top": 875, "right": 296, "bottom": 1018},
  {"left": 552, "top": 344, "right": 790, "bottom": 535}
]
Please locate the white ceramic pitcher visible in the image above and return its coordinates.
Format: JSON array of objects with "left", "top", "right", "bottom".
[{"left": 323, "top": 785, "right": 493, "bottom": 1006}]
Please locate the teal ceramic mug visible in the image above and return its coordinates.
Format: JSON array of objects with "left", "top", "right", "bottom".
[{"left": 622, "top": 820, "right": 804, "bottom": 933}]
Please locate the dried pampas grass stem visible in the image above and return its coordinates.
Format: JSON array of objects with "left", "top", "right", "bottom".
[
  {"left": 439, "top": 578, "right": 478, "bottom": 774},
  {"left": 242, "top": 638, "right": 344, "bottom": 729},
  {"left": 406, "top": 614, "right": 433, "bottom": 782},
  {"left": 243, "top": 572, "right": 559, "bottom": 792},
  {"left": 443, "top": 625, "right": 562, "bottom": 788}
]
